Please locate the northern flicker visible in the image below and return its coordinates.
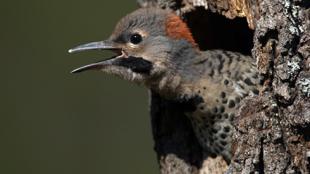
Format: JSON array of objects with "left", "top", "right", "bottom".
[{"left": 69, "top": 8, "right": 261, "bottom": 162}]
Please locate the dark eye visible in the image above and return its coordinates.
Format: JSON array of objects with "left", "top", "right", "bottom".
[{"left": 130, "top": 33, "right": 142, "bottom": 44}]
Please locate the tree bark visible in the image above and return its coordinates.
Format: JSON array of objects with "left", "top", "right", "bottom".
[{"left": 137, "top": 0, "right": 310, "bottom": 173}]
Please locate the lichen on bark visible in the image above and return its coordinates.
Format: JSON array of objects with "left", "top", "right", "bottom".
[{"left": 137, "top": 0, "right": 310, "bottom": 173}]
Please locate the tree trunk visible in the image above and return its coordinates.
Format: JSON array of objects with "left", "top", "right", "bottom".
[{"left": 137, "top": 0, "right": 310, "bottom": 173}]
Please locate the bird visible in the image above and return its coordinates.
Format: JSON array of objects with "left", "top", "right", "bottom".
[{"left": 69, "top": 8, "right": 262, "bottom": 162}]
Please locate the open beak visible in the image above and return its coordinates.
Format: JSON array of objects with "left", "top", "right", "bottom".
[{"left": 68, "top": 40, "right": 123, "bottom": 73}]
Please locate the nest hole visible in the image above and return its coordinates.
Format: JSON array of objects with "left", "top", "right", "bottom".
[{"left": 184, "top": 7, "right": 254, "bottom": 55}]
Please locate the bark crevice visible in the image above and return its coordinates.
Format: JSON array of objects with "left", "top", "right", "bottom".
[{"left": 137, "top": 0, "right": 310, "bottom": 173}]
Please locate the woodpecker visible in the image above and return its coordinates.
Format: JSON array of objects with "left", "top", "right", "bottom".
[{"left": 69, "top": 8, "right": 261, "bottom": 162}]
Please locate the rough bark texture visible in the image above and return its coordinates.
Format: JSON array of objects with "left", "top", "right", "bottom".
[
  {"left": 231, "top": 0, "right": 310, "bottom": 173},
  {"left": 137, "top": 0, "right": 310, "bottom": 173}
]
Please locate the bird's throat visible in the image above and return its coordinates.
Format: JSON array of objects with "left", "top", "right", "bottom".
[{"left": 149, "top": 73, "right": 198, "bottom": 100}]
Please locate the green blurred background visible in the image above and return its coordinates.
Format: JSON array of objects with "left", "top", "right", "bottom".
[{"left": 1, "top": 0, "right": 158, "bottom": 173}]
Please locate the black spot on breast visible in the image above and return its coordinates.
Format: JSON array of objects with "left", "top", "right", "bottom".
[
  {"left": 220, "top": 140, "right": 227, "bottom": 146},
  {"left": 220, "top": 133, "right": 227, "bottom": 139},
  {"left": 212, "top": 107, "right": 218, "bottom": 113},
  {"left": 224, "top": 113, "right": 229, "bottom": 119},
  {"left": 224, "top": 126, "right": 230, "bottom": 132},
  {"left": 217, "top": 114, "right": 222, "bottom": 119},
  {"left": 222, "top": 99, "right": 228, "bottom": 104},
  {"left": 211, "top": 128, "right": 218, "bottom": 134},
  {"left": 229, "top": 113, "right": 235, "bottom": 121},
  {"left": 219, "top": 106, "right": 225, "bottom": 113},
  {"left": 220, "top": 92, "right": 226, "bottom": 98},
  {"left": 178, "top": 95, "right": 204, "bottom": 113},
  {"left": 228, "top": 100, "right": 236, "bottom": 108},
  {"left": 211, "top": 115, "right": 216, "bottom": 120}
]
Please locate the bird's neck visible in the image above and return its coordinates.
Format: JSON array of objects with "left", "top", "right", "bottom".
[
  {"left": 150, "top": 73, "right": 198, "bottom": 100},
  {"left": 151, "top": 45, "right": 203, "bottom": 100}
]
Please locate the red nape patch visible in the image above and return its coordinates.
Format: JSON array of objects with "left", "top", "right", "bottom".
[{"left": 165, "top": 14, "right": 197, "bottom": 47}]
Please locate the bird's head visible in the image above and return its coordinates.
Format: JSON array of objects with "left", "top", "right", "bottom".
[{"left": 69, "top": 8, "right": 198, "bottom": 91}]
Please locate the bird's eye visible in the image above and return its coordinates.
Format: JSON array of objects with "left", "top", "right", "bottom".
[{"left": 130, "top": 33, "right": 142, "bottom": 45}]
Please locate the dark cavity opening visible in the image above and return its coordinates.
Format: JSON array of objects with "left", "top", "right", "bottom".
[{"left": 184, "top": 7, "right": 254, "bottom": 55}]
